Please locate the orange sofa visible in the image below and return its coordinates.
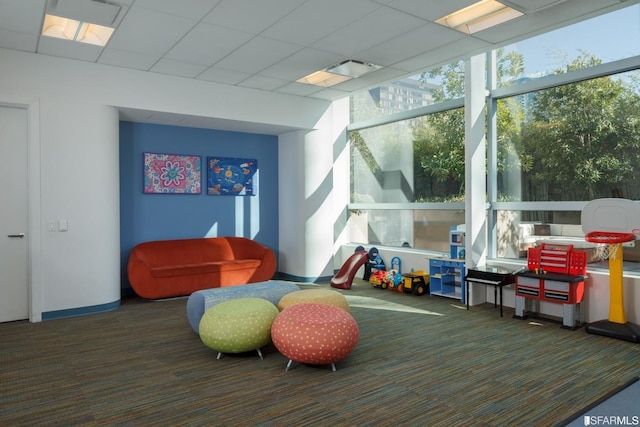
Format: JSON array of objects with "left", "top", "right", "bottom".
[{"left": 127, "top": 237, "right": 277, "bottom": 299}]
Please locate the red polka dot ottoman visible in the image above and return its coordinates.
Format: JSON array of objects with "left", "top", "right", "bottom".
[{"left": 271, "top": 303, "right": 359, "bottom": 372}]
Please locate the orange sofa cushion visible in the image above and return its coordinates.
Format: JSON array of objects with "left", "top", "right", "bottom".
[{"left": 127, "top": 237, "right": 276, "bottom": 299}]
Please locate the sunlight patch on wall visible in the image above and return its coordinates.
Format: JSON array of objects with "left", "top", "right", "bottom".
[
  {"left": 205, "top": 222, "right": 218, "bottom": 237},
  {"left": 234, "top": 171, "right": 260, "bottom": 239}
]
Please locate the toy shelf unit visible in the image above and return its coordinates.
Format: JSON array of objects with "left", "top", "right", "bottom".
[
  {"left": 514, "top": 243, "right": 588, "bottom": 329},
  {"left": 429, "top": 259, "right": 466, "bottom": 302},
  {"left": 429, "top": 225, "right": 466, "bottom": 303}
]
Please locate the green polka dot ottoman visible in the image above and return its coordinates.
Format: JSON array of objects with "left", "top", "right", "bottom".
[
  {"left": 271, "top": 303, "right": 359, "bottom": 371},
  {"left": 199, "top": 298, "right": 279, "bottom": 360}
]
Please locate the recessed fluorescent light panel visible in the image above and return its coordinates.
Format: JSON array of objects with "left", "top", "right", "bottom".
[
  {"left": 42, "top": 14, "right": 115, "bottom": 46},
  {"left": 41, "top": 0, "right": 120, "bottom": 46},
  {"left": 435, "top": 0, "right": 524, "bottom": 34},
  {"left": 297, "top": 60, "right": 382, "bottom": 88}
]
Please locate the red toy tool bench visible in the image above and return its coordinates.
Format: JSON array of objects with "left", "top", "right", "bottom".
[{"left": 514, "top": 243, "right": 588, "bottom": 329}]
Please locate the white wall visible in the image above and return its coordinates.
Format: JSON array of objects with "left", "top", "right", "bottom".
[
  {"left": 278, "top": 98, "right": 350, "bottom": 280},
  {"left": 0, "top": 48, "right": 332, "bottom": 319}
]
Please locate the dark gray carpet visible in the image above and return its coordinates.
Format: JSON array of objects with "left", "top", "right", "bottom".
[{"left": 1, "top": 279, "right": 639, "bottom": 426}]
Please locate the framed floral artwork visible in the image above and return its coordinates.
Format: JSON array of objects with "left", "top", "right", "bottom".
[
  {"left": 143, "top": 152, "right": 201, "bottom": 194},
  {"left": 207, "top": 157, "right": 257, "bottom": 196}
]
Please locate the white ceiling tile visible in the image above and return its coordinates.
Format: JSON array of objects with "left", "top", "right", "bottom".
[
  {"left": 203, "top": 0, "right": 305, "bottom": 34},
  {"left": 259, "top": 48, "right": 346, "bottom": 81},
  {"left": 0, "top": 28, "right": 39, "bottom": 52},
  {"left": 213, "top": 37, "right": 302, "bottom": 74},
  {"left": 312, "top": 7, "right": 426, "bottom": 57},
  {"left": 355, "top": 23, "right": 465, "bottom": 67},
  {"left": 37, "top": 37, "right": 103, "bottom": 62},
  {"left": 98, "top": 48, "right": 160, "bottom": 71},
  {"left": 237, "top": 75, "right": 289, "bottom": 91},
  {"left": 387, "top": 0, "right": 478, "bottom": 21},
  {"left": 504, "top": 0, "right": 567, "bottom": 13},
  {"left": 275, "top": 82, "right": 326, "bottom": 97},
  {"left": 393, "top": 37, "right": 492, "bottom": 72},
  {"left": 107, "top": 6, "right": 197, "bottom": 55},
  {"left": 0, "top": 0, "right": 45, "bottom": 51},
  {"left": 150, "top": 58, "right": 208, "bottom": 78},
  {"left": 261, "top": 0, "right": 382, "bottom": 45},
  {"left": 164, "top": 22, "right": 254, "bottom": 65},
  {"left": 197, "top": 67, "right": 252, "bottom": 85},
  {"left": 0, "top": 0, "right": 45, "bottom": 31},
  {"left": 306, "top": 87, "right": 351, "bottom": 101},
  {"left": 132, "top": 0, "right": 221, "bottom": 20}
]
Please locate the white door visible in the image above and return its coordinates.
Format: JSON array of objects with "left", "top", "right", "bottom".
[{"left": 0, "top": 105, "right": 29, "bottom": 323}]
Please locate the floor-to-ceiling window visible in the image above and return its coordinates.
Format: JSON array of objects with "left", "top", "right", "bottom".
[{"left": 348, "top": 3, "right": 640, "bottom": 269}]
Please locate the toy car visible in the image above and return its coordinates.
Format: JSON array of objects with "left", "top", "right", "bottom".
[
  {"left": 385, "top": 270, "right": 404, "bottom": 292},
  {"left": 370, "top": 270, "right": 389, "bottom": 288},
  {"left": 402, "top": 271, "right": 430, "bottom": 296}
]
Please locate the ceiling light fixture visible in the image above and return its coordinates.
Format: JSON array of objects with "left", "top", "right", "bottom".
[
  {"left": 297, "top": 60, "right": 382, "bottom": 88},
  {"left": 41, "top": 0, "right": 121, "bottom": 46},
  {"left": 42, "top": 14, "right": 115, "bottom": 46},
  {"left": 435, "top": 0, "right": 524, "bottom": 34}
]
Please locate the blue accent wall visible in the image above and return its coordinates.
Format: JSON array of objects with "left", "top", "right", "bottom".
[{"left": 119, "top": 122, "right": 279, "bottom": 293}]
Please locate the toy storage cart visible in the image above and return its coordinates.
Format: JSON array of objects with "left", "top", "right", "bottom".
[
  {"left": 514, "top": 243, "right": 588, "bottom": 329},
  {"left": 428, "top": 225, "right": 467, "bottom": 303}
]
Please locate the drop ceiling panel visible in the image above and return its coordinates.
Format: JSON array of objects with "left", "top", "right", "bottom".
[
  {"left": 393, "top": 36, "right": 492, "bottom": 71},
  {"left": 132, "top": 0, "right": 221, "bottom": 20},
  {"left": 162, "top": 22, "right": 254, "bottom": 66},
  {"left": 98, "top": 48, "right": 161, "bottom": 71},
  {"left": 150, "top": 58, "right": 208, "bottom": 78},
  {"left": 213, "top": 37, "right": 303, "bottom": 74},
  {"left": 106, "top": 6, "right": 197, "bottom": 56},
  {"left": 37, "top": 37, "right": 103, "bottom": 62},
  {"left": 355, "top": 23, "right": 466, "bottom": 68},
  {"left": 387, "top": 0, "right": 478, "bottom": 21},
  {"left": 275, "top": 82, "right": 326, "bottom": 97},
  {"left": 237, "top": 74, "right": 289, "bottom": 91},
  {"left": 504, "top": 0, "right": 567, "bottom": 13},
  {"left": 0, "top": 28, "right": 39, "bottom": 52},
  {"left": 196, "top": 67, "right": 252, "bottom": 85},
  {"left": 311, "top": 7, "right": 427, "bottom": 58},
  {"left": 0, "top": 0, "right": 45, "bottom": 31},
  {"left": 259, "top": 48, "right": 347, "bottom": 81},
  {"left": 0, "top": 0, "right": 45, "bottom": 51},
  {"left": 260, "top": 0, "right": 382, "bottom": 46},
  {"left": 202, "top": 0, "right": 306, "bottom": 34}
]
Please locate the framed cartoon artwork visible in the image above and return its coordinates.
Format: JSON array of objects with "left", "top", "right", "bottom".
[
  {"left": 207, "top": 157, "right": 257, "bottom": 196},
  {"left": 143, "top": 152, "right": 201, "bottom": 194}
]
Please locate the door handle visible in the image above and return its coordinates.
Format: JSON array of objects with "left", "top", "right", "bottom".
[{"left": 7, "top": 233, "right": 25, "bottom": 238}]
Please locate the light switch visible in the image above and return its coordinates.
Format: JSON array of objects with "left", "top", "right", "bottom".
[
  {"left": 47, "top": 221, "right": 56, "bottom": 231},
  {"left": 58, "top": 219, "right": 68, "bottom": 231}
]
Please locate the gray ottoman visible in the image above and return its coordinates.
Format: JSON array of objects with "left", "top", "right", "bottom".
[{"left": 186, "top": 280, "right": 300, "bottom": 333}]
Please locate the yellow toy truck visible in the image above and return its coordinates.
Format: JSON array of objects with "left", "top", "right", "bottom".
[{"left": 402, "top": 270, "right": 430, "bottom": 296}]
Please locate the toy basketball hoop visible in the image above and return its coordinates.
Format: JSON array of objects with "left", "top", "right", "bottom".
[
  {"left": 585, "top": 231, "right": 636, "bottom": 244},
  {"left": 581, "top": 198, "right": 640, "bottom": 343},
  {"left": 585, "top": 231, "right": 636, "bottom": 261}
]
